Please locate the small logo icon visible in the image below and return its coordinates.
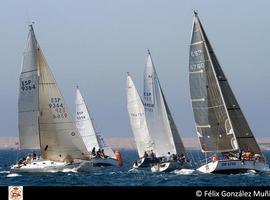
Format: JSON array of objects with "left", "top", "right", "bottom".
[
  {"left": 9, "top": 186, "right": 23, "bottom": 200},
  {"left": 196, "top": 190, "right": 202, "bottom": 197}
]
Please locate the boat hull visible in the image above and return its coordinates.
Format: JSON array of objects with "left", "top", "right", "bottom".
[
  {"left": 10, "top": 157, "right": 118, "bottom": 173},
  {"left": 78, "top": 157, "right": 118, "bottom": 170},
  {"left": 133, "top": 157, "right": 158, "bottom": 169},
  {"left": 150, "top": 161, "right": 191, "bottom": 172},
  {"left": 197, "top": 160, "right": 269, "bottom": 174},
  {"left": 10, "top": 160, "right": 79, "bottom": 173}
]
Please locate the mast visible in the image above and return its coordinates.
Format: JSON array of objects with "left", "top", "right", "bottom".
[{"left": 32, "top": 24, "right": 43, "bottom": 152}]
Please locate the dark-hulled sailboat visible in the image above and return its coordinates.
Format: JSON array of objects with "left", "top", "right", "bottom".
[{"left": 189, "top": 11, "right": 269, "bottom": 173}]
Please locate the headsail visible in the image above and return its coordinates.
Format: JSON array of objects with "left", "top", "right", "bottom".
[
  {"left": 189, "top": 12, "right": 261, "bottom": 154},
  {"left": 126, "top": 73, "right": 154, "bottom": 157},
  {"left": 18, "top": 25, "right": 40, "bottom": 149},
  {"left": 144, "top": 50, "right": 186, "bottom": 157},
  {"left": 31, "top": 27, "right": 90, "bottom": 162},
  {"left": 75, "top": 86, "right": 115, "bottom": 158}
]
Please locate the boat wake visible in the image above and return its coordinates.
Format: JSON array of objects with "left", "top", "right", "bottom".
[
  {"left": 0, "top": 170, "right": 10, "bottom": 174},
  {"left": 7, "top": 173, "right": 22, "bottom": 177},
  {"left": 246, "top": 170, "right": 256, "bottom": 174},
  {"left": 62, "top": 168, "right": 78, "bottom": 173},
  {"left": 128, "top": 168, "right": 138, "bottom": 173},
  {"left": 174, "top": 169, "right": 195, "bottom": 175}
]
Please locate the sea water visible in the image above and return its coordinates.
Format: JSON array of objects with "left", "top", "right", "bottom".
[{"left": 0, "top": 149, "right": 270, "bottom": 186}]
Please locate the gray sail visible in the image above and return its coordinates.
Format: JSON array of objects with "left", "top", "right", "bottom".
[
  {"left": 189, "top": 13, "right": 238, "bottom": 152},
  {"left": 144, "top": 50, "right": 186, "bottom": 157},
  {"left": 18, "top": 25, "right": 40, "bottom": 149},
  {"left": 189, "top": 12, "right": 261, "bottom": 154},
  {"left": 161, "top": 88, "right": 187, "bottom": 157},
  {"left": 195, "top": 13, "right": 261, "bottom": 154}
]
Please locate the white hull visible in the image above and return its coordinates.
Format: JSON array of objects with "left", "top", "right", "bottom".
[
  {"left": 197, "top": 160, "right": 269, "bottom": 174},
  {"left": 151, "top": 161, "right": 191, "bottom": 172},
  {"left": 10, "top": 157, "right": 118, "bottom": 173},
  {"left": 10, "top": 159, "right": 79, "bottom": 173}
]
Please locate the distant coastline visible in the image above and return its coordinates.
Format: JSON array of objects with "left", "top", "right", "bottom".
[{"left": 1, "top": 136, "right": 270, "bottom": 150}]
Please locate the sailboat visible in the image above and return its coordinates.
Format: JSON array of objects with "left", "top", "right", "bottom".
[
  {"left": 75, "top": 86, "right": 118, "bottom": 167},
  {"left": 10, "top": 25, "right": 93, "bottom": 173},
  {"left": 126, "top": 73, "right": 158, "bottom": 168},
  {"left": 189, "top": 11, "right": 269, "bottom": 173},
  {"left": 143, "top": 50, "right": 190, "bottom": 172}
]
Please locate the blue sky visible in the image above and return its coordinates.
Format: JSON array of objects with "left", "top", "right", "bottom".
[{"left": 0, "top": 0, "right": 269, "bottom": 138}]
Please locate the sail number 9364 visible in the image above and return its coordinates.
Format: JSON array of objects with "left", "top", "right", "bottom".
[
  {"left": 49, "top": 97, "right": 68, "bottom": 119},
  {"left": 21, "top": 80, "right": 36, "bottom": 91}
]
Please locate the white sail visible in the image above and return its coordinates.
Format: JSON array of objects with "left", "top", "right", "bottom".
[
  {"left": 33, "top": 30, "right": 90, "bottom": 162},
  {"left": 144, "top": 50, "right": 186, "bottom": 157},
  {"left": 18, "top": 25, "right": 40, "bottom": 149},
  {"left": 75, "top": 87, "right": 115, "bottom": 159},
  {"left": 126, "top": 73, "right": 154, "bottom": 158}
]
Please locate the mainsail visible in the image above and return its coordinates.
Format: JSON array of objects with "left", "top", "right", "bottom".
[
  {"left": 144, "top": 50, "right": 186, "bottom": 157},
  {"left": 75, "top": 87, "right": 115, "bottom": 158},
  {"left": 126, "top": 73, "right": 154, "bottom": 157},
  {"left": 189, "top": 12, "right": 261, "bottom": 154},
  {"left": 19, "top": 25, "right": 90, "bottom": 162},
  {"left": 18, "top": 25, "right": 40, "bottom": 149}
]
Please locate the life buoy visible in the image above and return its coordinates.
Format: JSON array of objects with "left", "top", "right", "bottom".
[{"left": 114, "top": 150, "right": 123, "bottom": 167}]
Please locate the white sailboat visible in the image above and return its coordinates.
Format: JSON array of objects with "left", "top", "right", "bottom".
[
  {"left": 75, "top": 86, "right": 118, "bottom": 167},
  {"left": 11, "top": 25, "right": 92, "bottom": 173},
  {"left": 189, "top": 11, "right": 269, "bottom": 173},
  {"left": 143, "top": 50, "right": 190, "bottom": 172},
  {"left": 126, "top": 73, "right": 158, "bottom": 168}
]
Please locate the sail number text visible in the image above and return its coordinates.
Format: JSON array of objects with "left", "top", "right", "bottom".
[
  {"left": 190, "top": 49, "right": 203, "bottom": 57},
  {"left": 21, "top": 80, "right": 36, "bottom": 91},
  {"left": 49, "top": 97, "right": 68, "bottom": 119},
  {"left": 144, "top": 92, "right": 154, "bottom": 112},
  {"left": 190, "top": 62, "right": 205, "bottom": 71},
  {"left": 76, "top": 111, "right": 86, "bottom": 120}
]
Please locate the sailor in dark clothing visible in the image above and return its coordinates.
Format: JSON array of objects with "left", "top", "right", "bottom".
[
  {"left": 96, "top": 149, "right": 102, "bottom": 158},
  {"left": 238, "top": 150, "right": 243, "bottom": 160},
  {"left": 32, "top": 151, "right": 37, "bottom": 160},
  {"left": 172, "top": 154, "right": 177, "bottom": 161},
  {"left": 91, "top": 147, "right": 96, "bottom": 156},
  {"left": 134, "top": 160, "right": 138, "bottom": 167},
  {"left": 150, "top": 150, "right": 156, "bottom": 160},
  {"left": 178, "top": 154, "right": 186, "bottom": 164},
  {"left": 100, "top": 149, "right": 108, "bottom": 159},
  {"left": 144, "top": 151, "right": 148, "bottom": 158}
]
